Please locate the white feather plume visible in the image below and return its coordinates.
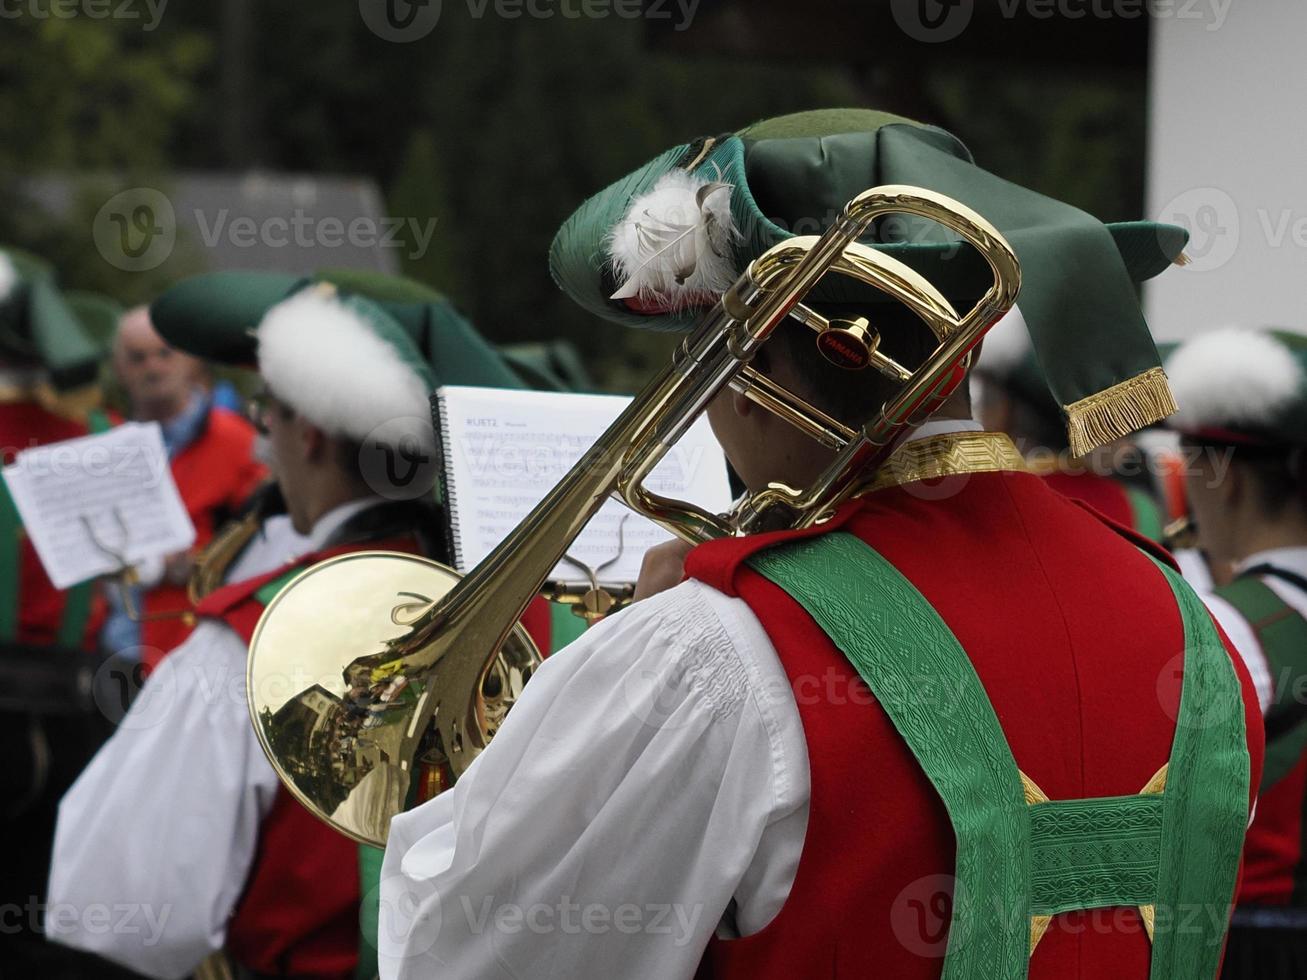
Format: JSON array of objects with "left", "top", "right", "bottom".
[
  {"left": 606, "top": 169, "right": 741, "bottom": 311},
  {"left": 0, "top": 251, "right": 18, "bottom": 304},
  {"left": 1165, "top": 326, "right": 1304, "bottom": 433}
]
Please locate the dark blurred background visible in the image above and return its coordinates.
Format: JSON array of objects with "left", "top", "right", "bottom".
[{"left": 0, "top": 0, "right": 1149, "bottom": 390}]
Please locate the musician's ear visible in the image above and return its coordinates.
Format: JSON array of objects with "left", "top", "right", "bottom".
[
  {"left": 732, "top": 388, "right": 753, "bottom": 417},
  {"left": 298, "top": 416, "right": 330, "bottom": 465}
]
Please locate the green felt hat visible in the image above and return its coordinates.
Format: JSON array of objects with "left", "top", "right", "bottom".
[
  {"left": 0, "top": 248, "right": 105, "bottom": 390},
  {"left": 551, "top": 108, "right": 1183, "bottom": 455},
  {"left": 64, "top": 291, "right": 126, "bottom": 348},
  {"left": 497, "top": 341, "right": 594, "bottom": 392},
  {"left": 152, "top": 268, "right": 523, "bottom": 390},
  {"left": 151, "top": 270, "right": 297, "bottom": 367},
  {"left": 1164, "top": 327, "right": 1307, "bottom": 447}
]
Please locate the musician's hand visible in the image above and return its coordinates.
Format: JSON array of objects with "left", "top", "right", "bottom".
[
  {"left": 162, "top": 550, "right": 196, "bottom": 587},
  {"left": 633, "top": 539, "right": 695, "bottom": 602}
]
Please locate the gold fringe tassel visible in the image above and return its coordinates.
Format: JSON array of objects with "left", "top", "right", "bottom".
[{"left": 1064, "top": 367, "right": 1178, "bottom": 458}]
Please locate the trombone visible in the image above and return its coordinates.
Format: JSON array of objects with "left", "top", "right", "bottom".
[{"left": 246, "top": 185, "right": 1021, "bottom": 846}]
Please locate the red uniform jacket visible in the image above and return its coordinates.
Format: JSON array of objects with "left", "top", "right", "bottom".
[
  {"left": 688, "top": 469, "right": 1263, "bottom": 980},
  {"left": 0, "top": 401, "right": 106, "bottom": 649},
  {"left": 141, "top": 405, "right": 264, "bottom": 664}
]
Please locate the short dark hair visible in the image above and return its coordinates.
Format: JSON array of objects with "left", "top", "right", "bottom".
[
  {"left": 1189, "top": 438, "right": 1307, "bottom": 518},
  {"left": 755, "top": 301, "right": 966, "bottom": 429}
]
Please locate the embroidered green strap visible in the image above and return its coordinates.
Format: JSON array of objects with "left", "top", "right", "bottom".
[
  {"left": 1147, "top": 557, "right": 1250, "bottom": 978},
  {"left": 356, "top": 843, "right": 383, "bottom": 980},
  {"left": 0, "top": 481, "right": 21, "bottom": 643},
  {"left": 1216, "top": 575, "right": 1307, "bottom": 790},
  {"left": 748, "top": 534, "right": 1249, "bottom": 979},
  {"left": 1029, "top": 793, "right": 1163, "bottom": 916}
]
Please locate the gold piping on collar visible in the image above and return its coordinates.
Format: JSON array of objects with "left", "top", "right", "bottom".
[{"left": 860, "top": 430, "right": 1027, "bottom": 494}]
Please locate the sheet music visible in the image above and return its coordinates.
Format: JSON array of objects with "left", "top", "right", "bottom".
[
  {"left": 437, "top": 386, "right": 732, "bottom": 585},
  {"left": 3, "top": 422, "right": 196, "bottom": 589}
]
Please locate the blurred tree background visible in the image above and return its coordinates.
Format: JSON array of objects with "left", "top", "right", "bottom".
[{"left": 0, "top": 0, "right": 1149, "bottom": 390}]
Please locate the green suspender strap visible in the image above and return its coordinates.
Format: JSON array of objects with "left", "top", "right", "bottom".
[
  {"left": 1216, "top": 576, "right": 1307, "bottom": 791},
  {"left": 1126, "top": 486, "right": 1166, "bottom": 544},
  {"left": 747, "top": 533, "right": 1250, "bottom": 979},
  {"left": 0, "top": 475, "right": 23, "bottom": 643},
  {"left": 0, "top": 408, "right": 111, "bottom": 648}
]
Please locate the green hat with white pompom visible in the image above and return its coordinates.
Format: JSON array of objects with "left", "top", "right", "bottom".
[
  {"left": 1165, "top": 327, "right": 1307, "bottom": 447},
  {"left": 253, "top": 284, "right": 437, "bottom": 455}
]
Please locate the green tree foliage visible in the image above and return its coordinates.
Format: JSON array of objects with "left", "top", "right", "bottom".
[
  {"left": 0, "top": 5, "right": 211, "bottom": 301},
  {"left": 0, "top": 2, "right": 1147, "bottom": 390}
]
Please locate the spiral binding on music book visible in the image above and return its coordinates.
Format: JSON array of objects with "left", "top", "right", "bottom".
[{"left": 432, "top": 388, "right": 465, "bottom": 574}]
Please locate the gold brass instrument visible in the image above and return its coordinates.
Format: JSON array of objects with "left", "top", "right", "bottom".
[
  {"left": 247, "top": 185, "right": 1021, "bottom": 846},
  {"left": 188, "top": 507, "right": 265, "bottom": 604},
  {"left": 1162, "top": 514, "right": 1199, "bottom": 552}
]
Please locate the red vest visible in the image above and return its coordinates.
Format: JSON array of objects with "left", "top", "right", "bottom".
[
  {"left": 0, "top": 401, "right": 106, "bottom": 648},
  {"left": 1241, "top": 758, "right": 1307, "bottom": 905},
  {"left": 197, "top": 537, "right": 555, "bottom": 978},
  {"left": 142, "top": 405, "right": 265, "bottom": 663},
  {"left": 687, "top": 470, "right": 1262, "bottom": 980}
]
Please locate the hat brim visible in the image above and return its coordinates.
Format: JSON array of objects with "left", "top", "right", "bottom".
[{"left": 152, "top": 271, "right": 299, "bottom": 366}]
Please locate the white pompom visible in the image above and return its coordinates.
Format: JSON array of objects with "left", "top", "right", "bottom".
[
  {"left": 974, "top": 305, "right": 1032, "bottom": 379},
  {"left": 606, "top": 170, "right": 741, "bottom": 312},
  {"left": 1166, "top": 326, "right": 1304, "bottom": 433}
]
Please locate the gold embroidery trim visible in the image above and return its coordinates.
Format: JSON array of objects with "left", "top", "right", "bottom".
[
  {"left": 1064, "top": 367, "right": 1177, "bottom": 459},
  {"left": 0, "top": 380, "right": 102, "bottom": 423},
  {"left": 859, "top": 431, "right": 1028, "bottom": 495}
]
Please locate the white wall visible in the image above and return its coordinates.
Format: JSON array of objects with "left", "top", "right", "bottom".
[{"left": 1146, "top": 0, "right": 1307, "bottom": 340}]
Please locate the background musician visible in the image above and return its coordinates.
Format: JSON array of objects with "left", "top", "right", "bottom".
[
  {"left": 1164, "top": 326, "right": 1307, "bottom": 980},
  {"left": 48, "top": 284, "right": 447, "bottom": 980}
]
